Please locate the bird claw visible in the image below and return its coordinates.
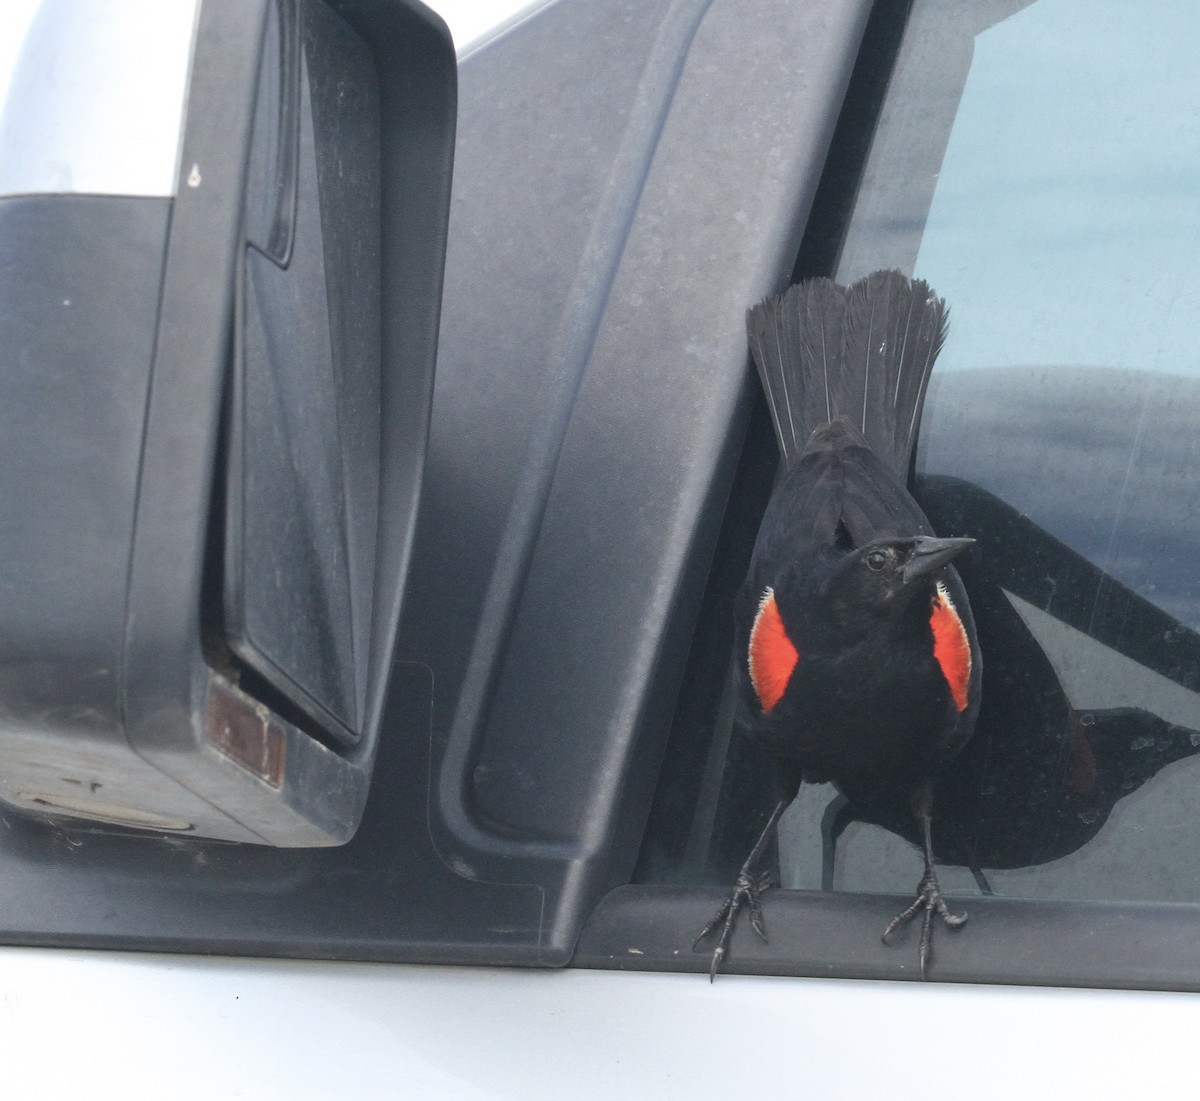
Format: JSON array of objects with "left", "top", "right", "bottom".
[
  {"left": 694, "top": 868, "right": 777, "bottom": 981},
  {"left": 881, "top": 870, "right": 967, "bottom": 979}
]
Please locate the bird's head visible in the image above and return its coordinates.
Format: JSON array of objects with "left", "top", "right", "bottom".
[{"left": 823, "top": 535, "right": 975, "bottom": 618}]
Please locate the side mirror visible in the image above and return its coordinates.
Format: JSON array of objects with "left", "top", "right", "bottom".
[{"left": 0, "top": 0, "right": 455, "bottom": 844}]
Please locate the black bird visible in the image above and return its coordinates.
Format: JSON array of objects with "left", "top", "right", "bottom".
[
  {"left": 695, "top": 270, "right": 982, "bottom": 979},
  {"left": 832, "top": 475, "right": 1200, "bottom": 880}
]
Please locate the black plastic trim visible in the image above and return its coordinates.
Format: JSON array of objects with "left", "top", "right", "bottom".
[
  {"left": 574, "top": 885, "right": 1200, "bottom": 992},
  {"left": 0, "top": 0, "right": 869, "bottom": 965},
  {"left": 407, "top": 0, "right": 875, "bottom": 964}
]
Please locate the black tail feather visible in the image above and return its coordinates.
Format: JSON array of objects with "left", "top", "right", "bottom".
[
  {"left": 746, "top": 270, "right": 948, "bottom": 476},
  {"left": 747, "top": 278, "right": 845, "bottom": 466}
]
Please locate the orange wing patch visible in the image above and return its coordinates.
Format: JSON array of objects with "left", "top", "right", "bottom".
[
  {"left": 748, "top": 587, "right": 800, "bottom": 713},
  {"left": 930, "top": 580, "right": 971, "bottom": 712}
]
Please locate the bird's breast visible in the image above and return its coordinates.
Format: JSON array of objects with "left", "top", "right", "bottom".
[{"left": 745, "top": 635, "right": 959, "bottom": 783}]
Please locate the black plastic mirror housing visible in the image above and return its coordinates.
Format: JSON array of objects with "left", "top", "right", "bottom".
[{"left": 0, "top": 0, "right": 455, "bottom": 844}]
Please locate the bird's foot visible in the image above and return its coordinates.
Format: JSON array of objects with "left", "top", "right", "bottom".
[
  {"left": 881, "top": 869, "right": 967, "bottom": 979},
  {"left": 693, "top": 868, "right": 776, "bottom": 981}
]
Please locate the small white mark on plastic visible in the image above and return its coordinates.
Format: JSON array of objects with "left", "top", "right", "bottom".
[
  {"left": 62, "top": 299, "right": 71, "bottom": 307},
  {"left": 187, "top": 164, "right": 202, "bottom": 188},
  {"left": 627, "top": 947, "right": 644, "bottom": 955}
]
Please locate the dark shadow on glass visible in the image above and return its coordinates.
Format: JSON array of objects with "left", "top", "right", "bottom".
[{"left": 827, "top": 471, "right": 1200, "bottom": 881}]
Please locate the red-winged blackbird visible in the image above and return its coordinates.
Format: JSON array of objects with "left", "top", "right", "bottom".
[{"left": 696, "top": 270, "right": 981, "bottom": 979}]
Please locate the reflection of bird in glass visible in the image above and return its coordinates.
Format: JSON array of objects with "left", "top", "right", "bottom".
[
  {"left": 695, "top": 272, "right": 981, "bottom": 979},
  {"left": 819, "top": 478, "right": 1200, "bottom": 886}
]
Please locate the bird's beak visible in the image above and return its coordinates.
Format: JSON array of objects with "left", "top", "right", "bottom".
[{"left": 902, "top": 536, "right": 974, "bottom": 584}]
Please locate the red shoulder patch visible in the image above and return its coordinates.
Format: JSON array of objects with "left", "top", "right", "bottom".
[
  {"left": 748, "top": 587, "right": 800, "bottom": 714},
  {"left": 930, "top": 580, "right": 971, "bottom": 712}
]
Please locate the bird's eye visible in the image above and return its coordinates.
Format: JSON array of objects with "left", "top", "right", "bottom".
[{"left": 866, "top": 550, "right": 888, "bottom": 571}]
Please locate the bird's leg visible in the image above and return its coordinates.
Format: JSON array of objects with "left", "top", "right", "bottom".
[
  {"left": 881, "top": 785, "right": 967, "bottom": 979},
  {"left": 694, "top": 796, "right": 792, "bottom": 981}
]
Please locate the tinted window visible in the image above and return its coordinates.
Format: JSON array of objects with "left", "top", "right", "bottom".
[
  {"left": 796, "top": 0, "right": 1200, "bottom": 903},
  {"left": 642, "top": 0, "right": 1200, "bottom": 910}
]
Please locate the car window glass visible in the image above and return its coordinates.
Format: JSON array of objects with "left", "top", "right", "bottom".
[{"left": 788, "top": 0, "right": 1200, "bottom": 904}]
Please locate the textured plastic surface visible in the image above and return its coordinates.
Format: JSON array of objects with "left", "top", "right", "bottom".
[
  {"left": 0, "top": 196, "right": 215, "bottom": 831},
  {"left": 0, "top": 0, "right": 870, "bottom": 962},
  {"left": 575, "top": 884, "right": 1200, "bottom": 990},
  {"left": 0, "top": 0, "right": 454, "bottom": 844},
  {"left": 227, "top": 0, "right": 383, "bottom": 744},
  {"left": 409, "top": 0, "right": 874, "bottom": 960}
]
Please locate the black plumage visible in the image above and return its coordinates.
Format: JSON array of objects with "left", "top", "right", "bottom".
[{"left": 696, "top": 270, "right": 981, "bottom": 978}]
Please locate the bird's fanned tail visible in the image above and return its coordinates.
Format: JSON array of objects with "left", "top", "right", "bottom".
[{"left": 746, "top": 270, "right": 948, "bottom": 477}]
